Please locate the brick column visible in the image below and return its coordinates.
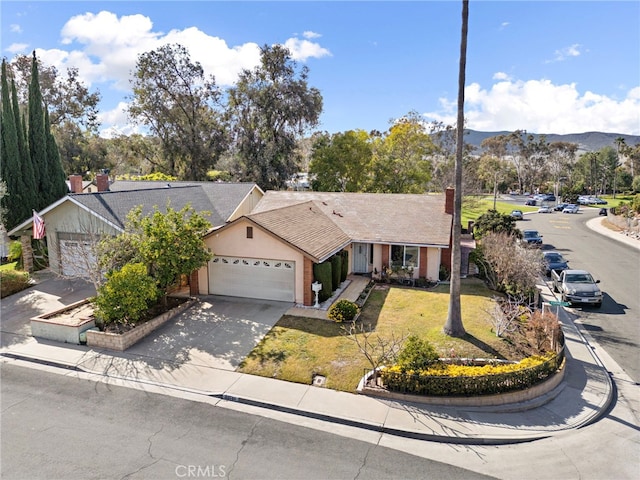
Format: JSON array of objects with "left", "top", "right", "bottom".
[
  {"left": 303, "top": 257, "right": 314, "bottom": 306},
  {"left": 21, "top": 235, "right": 34, "bottom": 272}
]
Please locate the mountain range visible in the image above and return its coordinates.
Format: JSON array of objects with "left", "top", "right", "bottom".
[{"left": 464, "top": 130, "right": 639, "bottom": 154}]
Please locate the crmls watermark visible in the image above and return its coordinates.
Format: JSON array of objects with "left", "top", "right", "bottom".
[{"left": 175, "top": 464, "right": 226, "bottom": 478}]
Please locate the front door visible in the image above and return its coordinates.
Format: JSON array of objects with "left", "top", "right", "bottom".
[{"left": 352, "top": 243, "right": 369, "bottom": 274}]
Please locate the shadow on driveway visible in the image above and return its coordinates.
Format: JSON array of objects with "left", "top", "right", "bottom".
[{"left": 123, "top": 295, "right": 292, "bottom": 371}]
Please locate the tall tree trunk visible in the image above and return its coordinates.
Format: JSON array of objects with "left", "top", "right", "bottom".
[{"left": 444, "top": 0, "right": 469, "bottom": 338}]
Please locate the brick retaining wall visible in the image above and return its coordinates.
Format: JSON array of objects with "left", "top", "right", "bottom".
[{"left": 86, "top": 298, "right": 196, "bottom": 351}]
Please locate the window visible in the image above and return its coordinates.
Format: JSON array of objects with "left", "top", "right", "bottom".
[
  {"left": 391, "top": 245, "right": 419, "bottom": 268},
  {"left": 246, "top": 226, "right": 253, "bottom": 238}
]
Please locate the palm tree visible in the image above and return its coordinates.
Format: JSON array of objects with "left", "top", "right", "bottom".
[
  {"left": 443, "top": 0, "right": 469, "bottom": 337},
  {"left": 614, "top": 137, "right": 626, "bottom": 199}
]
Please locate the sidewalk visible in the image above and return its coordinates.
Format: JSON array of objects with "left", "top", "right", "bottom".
[
  {"left": 1, "top": 294, "right": 614, "bottom": 446},
  {"left": 586, "top": 215, "right": 640, "bottom": 251}
]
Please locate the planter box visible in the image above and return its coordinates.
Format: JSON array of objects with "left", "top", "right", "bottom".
[
  {"left": 86, "top": 298, "right": 196, "bottom": 351},
  {"left": 31, "top": 299, "right": 96, "bottom": 345}
]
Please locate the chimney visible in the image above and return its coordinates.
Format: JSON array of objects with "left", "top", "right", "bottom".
[
  {"left": 96, "top": 173, "right": 109, "bottom": 192},
  {"left": 445, "top": 187, "right": 454, "bottom": 215},
  {"left": 69, "top": 174, "right": 83, "bottom": 194}
]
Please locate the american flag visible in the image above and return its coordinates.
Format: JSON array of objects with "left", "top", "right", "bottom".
[{"left": 33, "top": 211, "right": 46, "bottom": 239}]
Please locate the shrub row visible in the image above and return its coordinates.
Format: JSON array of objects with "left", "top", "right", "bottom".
[
  {"left": 0, "top": 270, "right": 31, "bottom": 298},
  {"left": 380, "top": 350, "right": 563, "bottom": 396}
]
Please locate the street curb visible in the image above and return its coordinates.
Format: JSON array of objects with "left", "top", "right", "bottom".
[{"left": 0, "top": 350, "right": 562, "bottom": 446}]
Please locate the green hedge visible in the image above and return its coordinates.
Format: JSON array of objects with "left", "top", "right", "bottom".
[
  {"left": 330, "top": 254, "right": 342, "bottom": 291},
  {"left": 0, "top": 270, "right": 31, "bottom": 298},
  {"left": 340, "top": 250, "right": 349, "bottom": 282},
  {"left": 313, "top": 261, "right": 332, "bottom": 302},
  {"left": 380, "top": 348, "right": 564, "bottom": 396}
]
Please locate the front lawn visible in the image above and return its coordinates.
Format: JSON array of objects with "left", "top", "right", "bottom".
[
  {"left": 461, "top": 196, "right": 537, "bottom": 226},
  {"left": 238, "top": 279, "right": 526, "bottom": 392}
]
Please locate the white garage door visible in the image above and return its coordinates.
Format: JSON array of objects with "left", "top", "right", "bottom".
[
  {"left": 60, "top": 240, "right": 95, "bottom": 278},
  {"left": 209, "top": 256, "right": 295, "bottom": 302}
]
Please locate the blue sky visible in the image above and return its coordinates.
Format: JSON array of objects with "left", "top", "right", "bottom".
[{"left": 2, "top": 1, "right": 639, "bottom": 137}]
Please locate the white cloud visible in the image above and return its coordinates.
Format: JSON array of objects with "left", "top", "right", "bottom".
[
  {"left": 493, "top": 72, "right": 511, "bottom": 81},
  {"left": 10, "top": 24, "right": 22, "bottom": 33},
  {"left": 283, "top": 37, "right": 332, "bottom": 62},
  {"left": 550, "top": 43, "right": 584, "bottom": 62},
  {"left": 6, "top": 43, "right": 29, "bottom": 54},
  {"left": 423, "top": 78, "right": 640, "bottom": 135},
  {"left": 34, "top": 10, "right": 331, "bottom": 137}
]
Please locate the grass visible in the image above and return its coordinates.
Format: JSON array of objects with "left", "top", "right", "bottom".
[
  {"left": 461, "top": 196, "right": 537, "bottom": 226},
  {"left": 238, "top": 278, "right": 525, "bottom": 392}
]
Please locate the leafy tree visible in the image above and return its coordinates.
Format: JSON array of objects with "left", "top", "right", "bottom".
[
  {"left": 428, "top": 121, "right": 475, "bottom": 194},
  {"left": 547, "top": 141, "right": 578, "bottom": 198},
  {"left": 227, "top": 44, "right": 323, "bottom": 190},
  {"left": 128, "top": 43, "right": 227, "bottom": 180},
  {"left": 127, "top": 204, "right": 213, "bottom": 302},
  {"left": 444, "top": 0, "right": 469, "bottom": 338},
  {"left": 7, "top": 53, "right": 101, "bottom": 132},
  {"left": 309, "top": 130, "right": 372, "bottom": 191},
  {"left": 370, "top": 113, "right": 435, "bottom": 193},
  {"left": 477, "top": 155, "right": 513, "bottom": 209},
  {"left": 473, "top": 210, "right": 519, "bottom": 240}
]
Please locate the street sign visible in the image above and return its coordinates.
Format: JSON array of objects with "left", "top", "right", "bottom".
[{"left": 549, "top": 300, "right": 570, "bottom": 307}]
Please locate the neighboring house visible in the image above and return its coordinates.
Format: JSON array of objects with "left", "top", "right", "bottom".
[
  {"left": 8, "top": 180, "right": 263, "bottom": 280},
  {"left": 198, "top": 189, "right": 454, "bottom": 306}
]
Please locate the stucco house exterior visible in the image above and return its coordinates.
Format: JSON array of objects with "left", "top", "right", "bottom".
[
  {"left": 8, "top": 180, "right": 263, "bottom": 279},
  {"left": 198, "top": 189, "right": 454, "bottom": 306}
]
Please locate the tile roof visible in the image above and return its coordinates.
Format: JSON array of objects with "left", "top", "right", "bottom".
[
  {"left": 247, "top": 201, "right": 352, "bottom": 262},
  {"left": 251, "top": 191, "right": 452, "bottom": 247}
]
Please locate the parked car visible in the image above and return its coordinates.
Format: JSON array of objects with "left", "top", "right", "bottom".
[
  {"left": 538, "top": 205, "right": 553, "bottom": 213},
  {"left": 592, "top": 197, "right": 608, "bottom": 205},
  {"left": 554, "top": 203, "right": 569, "bottom": 211},
  {"left": 562, "top": 204, "right": 579, "bottom": 214},
  {"left": 599, "top": 207, "right": 608, "bottom": 216},
  {"left": 551, "top": 269, "right": 602, "bottom": 308},
  {"left": 520, "top": 229, "right": 543, "bottom": 246},
  {"left": 525, "top": 199, "right": 537, "bottom": 206},
  {"left": 510, "top": 209, "right": 524, "bottom": 220},
  {"left": 542, "top": 251, "right": 568, "bottom": 276}
]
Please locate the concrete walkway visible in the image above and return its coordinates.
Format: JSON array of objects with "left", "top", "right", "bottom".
[{"left": 2, "top": 218, "right": 634, "bottom": 444}]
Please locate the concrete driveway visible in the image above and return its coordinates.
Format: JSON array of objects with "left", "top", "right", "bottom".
[
  {"left": 1, "top": 272, "right": 291, "bottom": 372},
  {"left": 1, "top": 271, "right": 96, "bottom": 349},
  {"left": 125, "top": 295, "right": 292, "bottom": 371}
]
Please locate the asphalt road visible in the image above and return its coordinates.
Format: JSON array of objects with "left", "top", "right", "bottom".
[
  {"left": 517, "top": 206, "right": 640, "bottom": 383},
  {"left": 0, "top": 363, "right": 495, "bottom": 480}
]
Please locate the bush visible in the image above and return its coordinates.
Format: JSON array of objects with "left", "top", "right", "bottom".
[
  {"left": 328, "top": 299, "right": 359, "bottom": 323},
  {"left": 0, "top": 270, "right": 31, "bottom": 298},
  {"left": 330, "top": 254, "right": 342, "bottom": 291},
  {"left": 340, "top": 250, "right": 349, "bottom": 282},
  {"left": 8, "top": 241, "right": 22, "bottom": 269},
  {"left": 381, "top": 352, "right": 561, "bottom": 396},
  {"left": 313, "top": 261, "right": 333, "bottom": 302},
  {"left": 93, "top": 263, "right": 158, "bottom": 326},
  {"left": 396, "top": 335, "right": 440, "bottom": 371}
]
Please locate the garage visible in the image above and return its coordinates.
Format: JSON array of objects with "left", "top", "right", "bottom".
[
  {"left": 209, "top": 256, "right": 295, "bottom": 302},
  {"left": 59, "top": 238, "right": 95, "bottom": 278}
]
